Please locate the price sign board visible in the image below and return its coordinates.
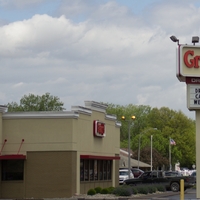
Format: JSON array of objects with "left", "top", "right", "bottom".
[{"left": 187, "top": 84, "right": 200, "bottom": 110}]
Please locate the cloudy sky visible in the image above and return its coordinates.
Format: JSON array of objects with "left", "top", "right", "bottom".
[{"left": 0, "top": 0, "right": 199, "bottom": 119}]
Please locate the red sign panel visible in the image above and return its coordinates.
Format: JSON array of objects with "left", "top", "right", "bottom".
[
  {"left": 93, "top": 120, "right": 106, "bottom": 137},
  {"left": 186, "top": 77, "right": 200, "bottom": 84}
]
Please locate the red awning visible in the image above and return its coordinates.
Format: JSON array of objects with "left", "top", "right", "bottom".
[
  {"left": 0, "top": 154, "right": 26, "bottom": 160},
  {"left": 80, "top": 155, "right": 120, "bottom": 160}
]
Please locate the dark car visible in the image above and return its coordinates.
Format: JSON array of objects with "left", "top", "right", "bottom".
[
  {"left": 164, "top": 171, "right": 183, "bottom": 177},
  {"left": 131, "top": 168, "right": 144, "bottom": 178},
  {"left": 123, "top": 170, "right": 195, "bottom": 192},
  {"left": 190, "top": 171, "right": 196, "bottom": 183}
]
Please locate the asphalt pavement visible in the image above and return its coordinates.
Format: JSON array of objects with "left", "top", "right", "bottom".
[{"left": 133, "top": 188, "right": 197, "bottom": 199}]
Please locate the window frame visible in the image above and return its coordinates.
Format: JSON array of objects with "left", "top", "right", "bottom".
[{"left": 80, "top": 159, "right": 112, "bottom": 182}]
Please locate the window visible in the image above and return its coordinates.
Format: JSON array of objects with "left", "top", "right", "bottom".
[
  {"left": 94, "top": 160, "right": 98, "bottom": 180},
  {"left": 84, "top": 160, "right": 89, "bottom": 181},
  {"left": 107, "top": 160, "right": 111, "bottom": 179},
  {"left": 2, "top": 160, "right": 24, "bottom": 181},
  {"left": 103, "top": 160, "right": 107, "bottom": 179},
  {"left": 89, "top": 160, "right": 94, "bottom": 180},
  {"left": 80, "top": 159, "right": 112, "bottom": 181}
]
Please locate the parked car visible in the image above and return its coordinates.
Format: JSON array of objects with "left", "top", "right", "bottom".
[
  {"left": 190, "top": 171, "right": 196, "bottom": 183},
  {"left": 119, "top": 169, "right": 134, "bottom": 184},
  {"left": 164, "top": 171, "right": 183, "bottom": 177},
  {"left": 123, "top": 170, "right": 195, "bottom": 192},
  {"left": 180, "top": 167, "right": 190, "bottom": 176},
  {"left": 131, "top": 168, "right": 144, "bottom": 178}
]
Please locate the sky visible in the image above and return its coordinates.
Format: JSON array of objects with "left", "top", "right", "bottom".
[{"left": 0, "top": 0, "right": 200, "bottom": 119}]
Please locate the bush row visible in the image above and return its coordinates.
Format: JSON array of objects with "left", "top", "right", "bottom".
[{"left": 87, "top": 184, "right": 166, "bottom": 196}]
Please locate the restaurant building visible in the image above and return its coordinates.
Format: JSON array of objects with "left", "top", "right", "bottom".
[{"left": 0, "top": 101, "right": 121, "bottom": 198}]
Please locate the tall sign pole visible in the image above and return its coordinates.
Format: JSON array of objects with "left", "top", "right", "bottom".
[
  {"left": 169, "top": 138, "right": 171, "bottom": 171},
  {"left": 174, "top": 41, "right": 200, "bottom": 198}
]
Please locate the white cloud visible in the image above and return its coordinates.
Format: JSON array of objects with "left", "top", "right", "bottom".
[
  {"left": 12, "top": 82, "right": 24, "bottom": 88},
  {"left": 0, "top": 0, "right": 47, "bottom": 8},
  {"left": 0, "top": 0, "right": 198, "bottom": 120}
]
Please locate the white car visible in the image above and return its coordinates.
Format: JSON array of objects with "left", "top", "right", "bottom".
[{"left": 119, "top": 169, "right": 134, "bottom": 184}]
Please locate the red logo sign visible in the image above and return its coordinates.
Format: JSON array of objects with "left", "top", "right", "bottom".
[
  {"left": 93, "top": 120, "right": 106, "bottom": 137},
  {"left": 184, "top": 50, "right": 200, "bottom": 68}
]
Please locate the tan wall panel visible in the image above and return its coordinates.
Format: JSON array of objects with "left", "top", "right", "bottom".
[
  {"left": 2, "top": 111, "right": 120, "bottom": 157},
  {"left": 25, "top": 151, "right": 77, "bottom": 198},
  {"left": 0, "top": 107, "right": 120, "bottom": 198},
  {"left": 114, "top": 159, "right": 119, "bottom": 186},
  {"left": 75, "top": 112, "right": 120, "bottom": 156},
  {"left": 2, "top": 118, "right": 74, "bottom": 154},
  {"left": 1, "top": 182, "right": 25, "bottom": 198}
]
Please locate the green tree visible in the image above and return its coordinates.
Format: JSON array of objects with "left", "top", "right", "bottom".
[
  {"left": 106, "top": 103, "right": 196, "bottom": 169},
  {"left": 147, "top": 107, "right": 195, "bottom": 168},
  {"left": 7, "top": 93, "right": 65, "bottom": 112},
  {"left": 106, "top": 103, "right": 151, "bottom": 142},
  {"left": 131, "top": 146, "right": 169, "bottom": 169}
]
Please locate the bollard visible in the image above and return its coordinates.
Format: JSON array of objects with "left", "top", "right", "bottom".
[{"left": 180, "top": 179, "right": 184, "bottom": 200}]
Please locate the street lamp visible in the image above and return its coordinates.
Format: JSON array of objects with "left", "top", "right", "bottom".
[
  {"left": 138, "top": 128, "right": 157, "bottom": 169},
  {"left": 170, "top": 35, "right": 199, "bottom": 46},
  {"left": 170, "top": 35, "right": 179, "bottom": 45},
  {"left": 121, "top": 115, "right": 136, "bottom": 179},
  {"left": 192, "top": 36, "right": 199, "bottom": 45}
]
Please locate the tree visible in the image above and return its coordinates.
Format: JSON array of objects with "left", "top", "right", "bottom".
[
  {"left": 131, "top": 147, "right": 169, "bottom": 170},
  {"left": 106, "top": 103, "right": 151, "bottom": 141},
  {"left": 106, "top": 103, "right": 196, "bottom": 169},
  {"left": 7, "top": 93, "right": 65, "bottom": 112},
  {"left": 146, "top": 107, "right": 195, "bottom": 168}
]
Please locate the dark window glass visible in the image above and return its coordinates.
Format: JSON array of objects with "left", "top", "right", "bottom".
[
  {"left": 80, "top": 159, "right": 112, "bottom": 182},
  {"left": 99, "top": 160, "right": 103, "bottom": 180},
  {"left": 103, "top": 160, "right": 107, "bottom": 180},
  {"left": 84, "top": 160, "right": 89, "bottom": 181},
  {"left": 94, "top": 160, "right": 98, "bottom": 180},
  {"left": 2, "top": 160, "right": 24, "bottom": 181},
  {"left": 89, "top": 160, "right": 94, "bottom": 180},
  {"left": 107, "top": 160, "right": 111, "bottom": 180}
]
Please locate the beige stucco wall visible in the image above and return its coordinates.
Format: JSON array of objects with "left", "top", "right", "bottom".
[
  {"left": 0, "top": 151, "right": 77, "bottom": 198},
  {"left": 75, "top": 110, "right": 120, "bottom": 194},
  {"left": 0, "top": 102, "right": 121, "bottom": 198},
  {"left": 75, "top": 111, "right": 120, "bottom": 155},
  {"left": 1, "top": 110, "right": 120, "bottom": 157},
  {"left": 2, "top": 117, "right": 74, "bottom": 155}
]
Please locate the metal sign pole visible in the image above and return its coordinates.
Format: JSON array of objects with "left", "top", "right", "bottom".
[{"left": 195, "top": 110, "right": 200, "bottom": 198}]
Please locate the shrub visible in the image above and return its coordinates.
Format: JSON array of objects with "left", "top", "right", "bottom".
[
  {"left": 148, "top": 185, "right": 157, "bottom": 194},
  {"left": 132, "top": 187, "right": 138, "bottom": 195},
  {"left": 100, "top": 188, "right": 109, "bottom": 194},
  {"left": 135, "top": 186, "right": 149, "bottom": 194},
  {"left": 87, "top": 188, "right": 96, "bottom": 195},
  {"left": 112, "top": 185, "right": 132, "bottom": 196},
  {"left": 156, "top": 185, "right": 166, "bottom": 192},
  {"left": 94, "top": 187, "right": 102, "bottom": 193},
  {"left": 107, "top": 186, "right": 115, "bottom": 194}
]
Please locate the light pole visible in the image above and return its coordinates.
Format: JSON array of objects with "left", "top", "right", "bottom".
[
  {"left": 137, "top": 135, "right": 141, "bottom": 169},
  {"left": 138, "top": 128, "right": 157, "bottom": 169},
  {"left": 121, "top": 115, "right": 136, "bottom": 179},
  {"left": 151, "top": 135, "right": 153, "bottom": 171}
]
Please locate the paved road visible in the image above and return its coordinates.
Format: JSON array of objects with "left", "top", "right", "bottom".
[
  {"left": 132, "top": 188, "right": 197, "bottom": 199},
  {"left": 145, "top": 188, "right": 197, "bottom": 200},
  {"left": 167, "top": 188, "right": 196, "bottom": 200}
]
